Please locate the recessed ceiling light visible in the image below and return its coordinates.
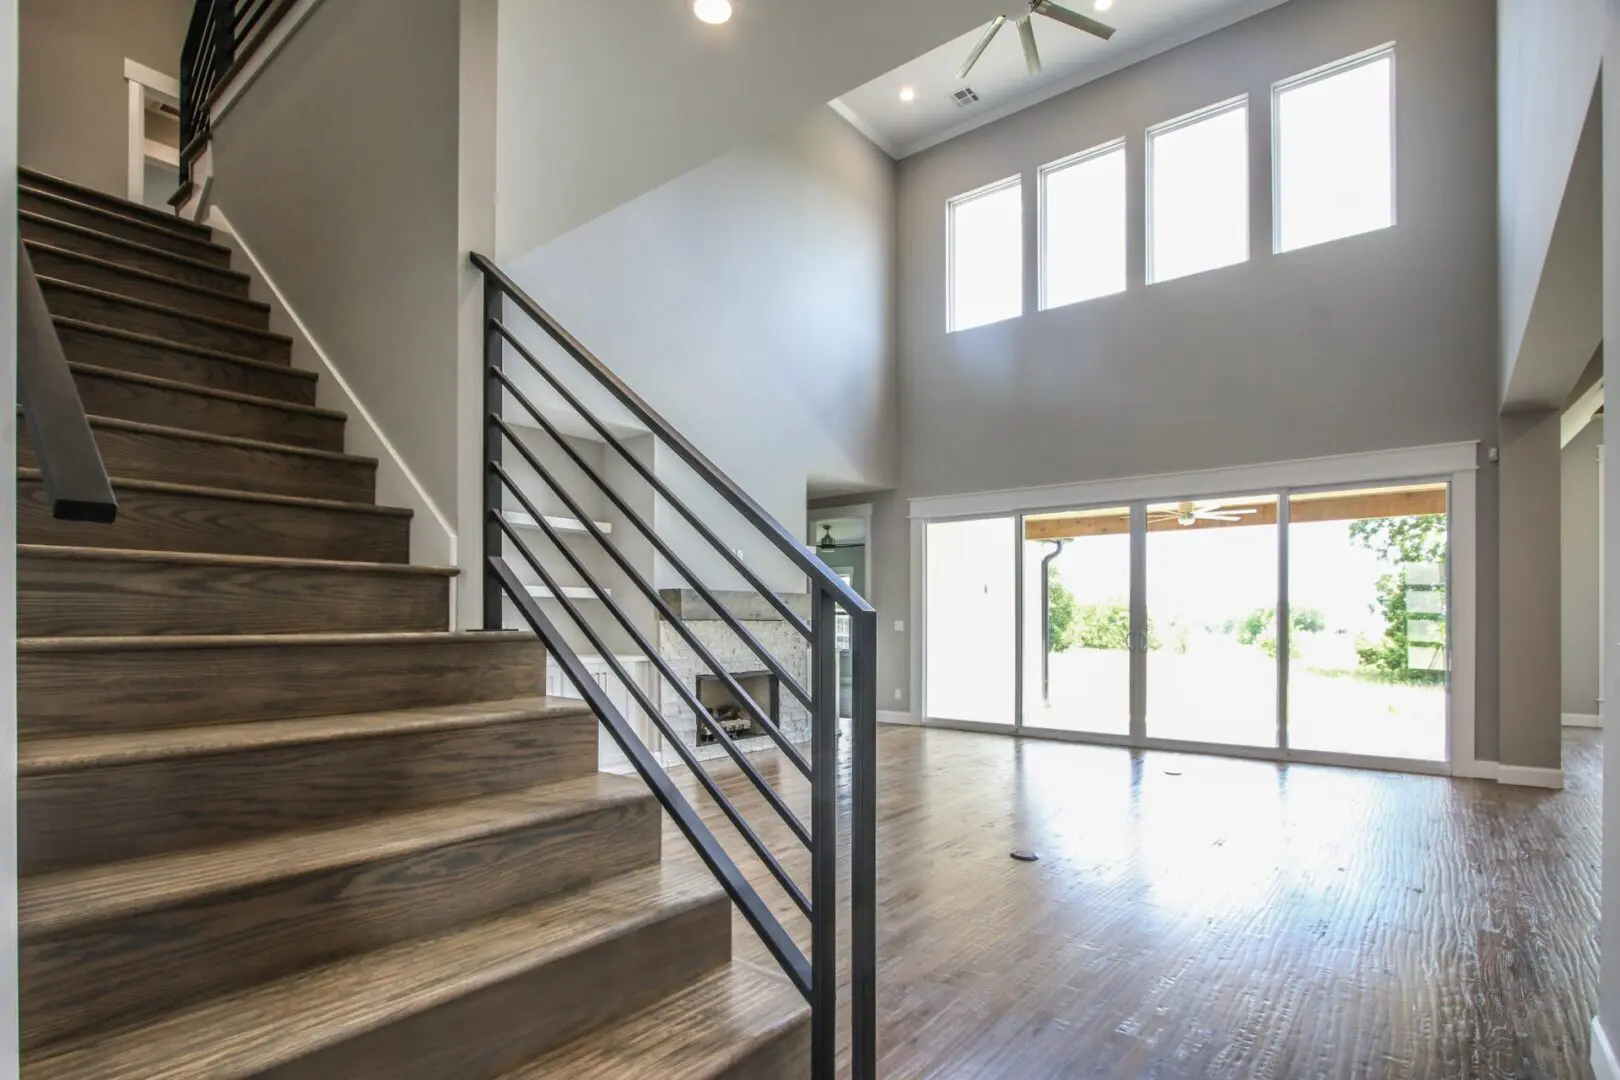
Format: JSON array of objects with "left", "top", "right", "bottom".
[
  {"left": 1095, "top": 0, "right": 1113, "bottom": 9},
  {"left": 693, "top": 0, "right": 732, "bottom": 25},
  {"left": 899, "top": 86, "right": 916, "bottom": 103}
]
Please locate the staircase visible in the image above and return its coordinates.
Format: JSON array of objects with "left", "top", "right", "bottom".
[{"left": 15, "top": 167, "right": 809, "bottom": 1079}]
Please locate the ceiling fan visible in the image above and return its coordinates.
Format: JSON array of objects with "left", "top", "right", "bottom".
[
  {"left": 816, "top": 524, "right": 861, "bottom": 552},
  {"left": 1148, "top": 501, "right": 1261, "bottom": 528},
  {"left": 958, "top": 1, "right": 1116, "bottom": 81}
]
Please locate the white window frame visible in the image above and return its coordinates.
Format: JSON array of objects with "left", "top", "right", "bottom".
[
  {"left": 946, "top": 174, "right": 1023, "bottom": 333},
  {"left": 1271, "top": 42, "right": 1398, "bottom": 254},
  {"left": 1146, "top": 94, "right": 1250, "bottom": 285},
  {"left": 1038, "top": 137, "right": 1127, "bottom": 312}
]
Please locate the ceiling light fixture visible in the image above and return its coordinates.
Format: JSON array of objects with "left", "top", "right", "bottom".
[
  {"left": 899, "top": 86, "right": 916, "bottom": 103},
  {"left": 693, "top": 0, "right": 732, "bottom": 25},
  {"left": 1094, "top": 0, "right": 1114, "bottom": 10}
]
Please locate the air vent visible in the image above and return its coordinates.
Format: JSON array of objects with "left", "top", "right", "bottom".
[{"left": 952, "top": 87, "right": 980, "bottom": 108}]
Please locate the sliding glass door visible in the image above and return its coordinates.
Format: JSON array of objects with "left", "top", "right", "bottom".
[
  {"left": 1021, "top": 507, "right": 1133, "bottom": 735},
  {"left": 925, "top": 517, "right": 1017, "bottom": 726}
]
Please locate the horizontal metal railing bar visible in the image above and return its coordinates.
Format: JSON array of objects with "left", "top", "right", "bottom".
[
  {"left": 16, "top": 241, "right": 117, "bottom": 523},
  {"left": 485, "top": 315, "right": 815, "bottom": 641},
  {"left": 492, "top": 465, "right": 813, "bottom": 854},
  {"left": 473, "top": 256, "right": 872, "bottom": 618},
  {"left": 495, "top": 511, "right": 812, "bottom": 915},
  {"left": 492, "top": 556, "right": 813, "bottom": 997},
  {"left": 489, "top": 408, "right": 810, "bottom": 777},
  {"left": 488, "top": 367, "right": 814, "bottom": 712}
]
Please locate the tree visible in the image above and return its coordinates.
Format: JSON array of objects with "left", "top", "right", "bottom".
[
  {"left": 1047, "top": 568, "right": 1078, "bottom": 652},
  {"left": 1349, "top": 514, "right": 1447, "bottom": 683}
]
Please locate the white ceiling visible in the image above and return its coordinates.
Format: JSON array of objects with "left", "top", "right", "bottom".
[{"left": 833, "top": 0, "right": 1294, "bottom": 158}]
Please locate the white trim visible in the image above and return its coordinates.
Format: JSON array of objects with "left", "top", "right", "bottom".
[
  {"left": 828, "top": 99, "right": 898, "bottom": 159},
  {"left": 909, "top": 441, "right": 1480, "bottom": 520},
  {"left": 891, "top": 0, "right": 1295, "bottom": 159},
  {"left": 127, "top": 79, "right": 146, "bottom": 204},
  {"left": 143, "top": 139, "right": 179, "bottom": 168},
  {"left": 1594, "top": 1016, "right": 1620, "bottom": 1080},
  {"left": 1564, "top": 377, "right": 1605, "bottom": 448},
  {"left": 206, "top": 206, "right": 457, "bottom": 570},
  {"left": 210, "top": 0, "right": 327, "bottom": 131},
  {"left": 1495, "top": 764, "right": 1565, "bottom": 789},
  {"left": 1563, "top": 712, "right": 1602, "bottom": 728},
  {"left": 124, "top": 59, "right": 179, "bottom": 102},
  {"left": 1452, "top": 758, "right": 1499, "bottom": 781},
  {"left": 1449, "top": 468, "right": 1480, "bottom": 775},
  {"left": 877, "top": 710, "right": 922, "bottom": 727}
]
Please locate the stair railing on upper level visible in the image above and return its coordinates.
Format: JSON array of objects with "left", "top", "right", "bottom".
[
  {"left": 471, "top": 252, "right": 878, "bottom": 1080},
  {"left": 16, "top": 240, "right": 117, "bottom": 523},
  {"left": 174, "top": 0, "right": 298, "bottom": 202}
]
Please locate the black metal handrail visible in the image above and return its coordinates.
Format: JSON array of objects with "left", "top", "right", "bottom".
[
  {"left": 473, "top": 251, "right": 877, "bottom": 1080},
  {"left": 17, "top": 241, "right": 116, "bottom": 523}
]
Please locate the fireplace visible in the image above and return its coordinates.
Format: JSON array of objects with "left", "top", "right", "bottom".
[{"left": 694, "top": 671, "right": 779, "bottom": 746}]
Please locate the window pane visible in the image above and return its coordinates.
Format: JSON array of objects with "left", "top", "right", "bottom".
[
  {"left": 926, "top": 517, "right": 1016, "bottom": 724},
  {"left": 1148, "top": 102, "right": 1249, "bottom": 284},
  {"left": 1042, "top": 144, "right": 1126, "bottom": 309},
  {"left": 949, "top": 180, "right": 1022, "bottom": 331},
  {"left": 1277, "top": 53, "right": 1394, "bottom": 252}
]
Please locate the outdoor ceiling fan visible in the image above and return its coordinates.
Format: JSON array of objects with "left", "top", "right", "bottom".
[
  {"left": 958, "top": 1, "right": 1116, "bottom": 80},
  {"left": 1149, "top": 501, "right": 1261, "bottom": 528}
]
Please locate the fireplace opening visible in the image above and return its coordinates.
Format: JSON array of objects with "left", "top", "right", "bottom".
[{"left": 694, "top": 671, "right": 779, "bottom": 746}]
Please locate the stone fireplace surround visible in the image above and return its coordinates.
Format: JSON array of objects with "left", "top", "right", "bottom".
[{"left": 655, "top": 589, "right": 812, "bottom": 762}]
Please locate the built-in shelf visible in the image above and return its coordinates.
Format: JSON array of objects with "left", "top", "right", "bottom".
[
  {"left": 525, "top": 584, "right": 610, "bottom": 601},
  {"left": 501, "top": 510, "right": 612, "bottom": 535}
]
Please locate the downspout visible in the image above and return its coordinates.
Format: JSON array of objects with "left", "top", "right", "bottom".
[{"left": 1040, "top": 540, "right": 1069, "bottom": 704}]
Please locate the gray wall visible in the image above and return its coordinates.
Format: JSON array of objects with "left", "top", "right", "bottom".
[
  {"left": 1563, "top": 418, "right": 1603, "bottom": 717},
  {"left": 1498, "top": 409, "right": 1563, "bottom": 770},
  {"left": 207, "top": 0, "right": 464, "bottom": 528},
  {"left": 507, "top": 106, "right": 899, "bottom": 596},
  {"left": 2, "top": 0, "right": 19, "bottom": 1069},
  {"left": 19, "top": 0, "right": 193, "bottom": 194},
  {"left": 882, "top": 0, "right": 1500, "bottom": 727},
  {"left": 1600, "top": 0, "right": 1620, "bottom": 1041}
]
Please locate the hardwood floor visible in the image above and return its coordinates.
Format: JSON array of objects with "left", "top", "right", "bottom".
[{"left": 662, "top": 726, "right": 1601, "bottom": 1079}]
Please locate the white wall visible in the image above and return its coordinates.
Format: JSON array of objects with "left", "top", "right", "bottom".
[
  {"left": 492, "top": 0, "right": 1006, "bottom": 261},
  {"left": 505, "top": 106, "right": 899, "bottom": 596},
  {"left": 2, "top": 0, "right": 18, "bottom": 1070},
  {"left": 1498, "top": 0, "right": 1604, "bottom": 399},
  {"left": 1599, "top": 0, "right": 1620, "bottom": 1046},
  {"left": 1563, "top": 418, "right": 1603, "bottom": 717}
]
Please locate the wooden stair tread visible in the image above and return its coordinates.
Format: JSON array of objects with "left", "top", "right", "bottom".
[
  {"left": 67, "top": 361, "right": 342, "bottom": 418},
  {"left": 24, "top": 863, "right": 723, "bottom": 1080},
  {"left": 20, "top": 186, "right": 228, "bottom": 250},
  {"left": 19, "top": 167, "right": 215, "bottom": 237},
  {"left": 21, "top": 772, "right": 647, "bottom": 939},
  {"left": 19, "top": 628, "right": 529, "bottom": 654},
  {"left": 19, "top": 211, "right": 232, "bottom": 273},
  {"left": 18, "top": 467, "right": 409, "bottom": 516},
  {"left": 503, "top": 962, "right": 810, "bottom": 1079},
  {"left": 25, "top": 240, "right": 262, "bottom": 312},
  {"left": 36, "top": 276, "right": 290, "bottom": 345},
  {"left": 17, "top": 543, "right": 447, "bottom": 574},
  {"left": 20, "top": 412, "right": 375, "bottom": 466},
  {"left": 19, "top": 696, "right": 583, "bottom": 773},
  {"left": 52, "top": 317, "right": 318, "bottom": 382}
]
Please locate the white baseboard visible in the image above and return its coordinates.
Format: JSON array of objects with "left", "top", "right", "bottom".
[
  {"left": 1594, "top": 1015, "right": 1620, "bottom": 1080},
  {"left": 1451, "top": 758, "right": 1499, "bottom": 781},
  {"left": 206, "top": 206, "right": 457, "bottom": 571},
  {"left": 1496, "top": 764, "right": 1565, "bottom": 790},
  {"left": 877, "top": 710, "right": 921, "bottom": 726},
  {"left": 1564, "top": 712, "right": 1602, "bottom": 728}
]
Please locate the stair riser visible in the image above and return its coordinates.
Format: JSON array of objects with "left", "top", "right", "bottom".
[
  {"left": 21, "top": 216, "right": 245, "bottom": 292},
  {"left": 28, "top": 245, "right": 268, "bottom": 328},
  {"left": 19, "top": 425, "right": 375, "bottom": 503},
  {"left": 40, "top": 281, "right": 290, "bottom": 363},
  {"left": 259, "top": 898, "right": 731, "bottom": 1080},
  {"left": 21, "top": 711, "right": 597, "bottom": 873},
  {"left": 71, "top": 367, "right": 343, "bottom": 451},
  {"left": 19, "top": 556, "right": 447, "bottom": 638},
  {"left": 20, "top": 637, "right": 545, "bottom": 737},
  {"left": 19, "top": 190, "right": 230, "bottom": 265},
  {"left": 20, "top": 173, "right": 215, "bottom": 239},
  {"left": 58, "top": 323, "right": 316, "bottom": 404},
  {"left": 715, "top": 1025, "right": 813, "bottom": 1080},
  {"left": 18, "top": 478, "right": 410, "bottom": 564},
  {"left": 21, "top": 795, "right": 663, "bottom": 1052}
]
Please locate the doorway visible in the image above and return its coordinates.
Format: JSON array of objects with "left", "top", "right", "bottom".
[{"left": 809, "top": 509, "right": 872, "bottom": 721}]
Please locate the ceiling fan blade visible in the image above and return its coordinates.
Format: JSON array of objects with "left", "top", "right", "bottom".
[
  {"left": 1017, "top": 16, "right": 1042, "bottom": 75},
  {"left": 958, "top": 15, "right": 1008, "bottom": 80},
  {"left": 1035, "top": 1, "right": 1117, "bottom": 40},
  {"left": 1200, "top": 513, "right": 1244, "bottom": 522}
]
